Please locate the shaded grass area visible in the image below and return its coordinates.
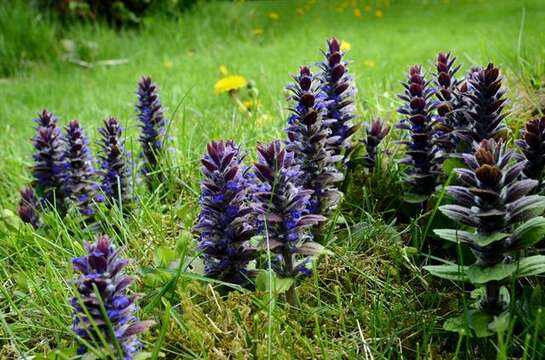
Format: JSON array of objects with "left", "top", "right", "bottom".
[{"left": 2, "top": 0, "right": 545, "bottom": 358}]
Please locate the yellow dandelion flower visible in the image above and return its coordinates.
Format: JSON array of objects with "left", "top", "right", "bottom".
[
  {"left": 241, "top": 99, "right": 261, "bottom": 111},
  {"left": 252, "top": 28, "right": 264, "bottom": 36},
  {"left": 256, "top": 114, "right": 273, "bottom": 126},
  {"left": 353, "top": 8, "right": 361, "bottom": 17},
  {"left": 375, "top": 9, "right": 384, "bottom": 17},
  {"left": 340, "top": 40, "right": 352, "bottom": 52},
  {"left": 163, "top": 59, "right": 173, "bottom": 69},
  {"left": 364, "top": 5, "right": 372, "bottom": 12},
  {"left": 219, "top": 64, "right": 229, "bottom": 77},
  {"left": 269, "top": 12, "right": 280, "bottom": 21},
  {"left": 214, "top": 75, "right": 248, "bottom": 94},
  {"left": 364, "top": 59, "right": 376, "bottom": 68},
  {"left": 296, "top": 7, "right": 304, "bottom": 16}
]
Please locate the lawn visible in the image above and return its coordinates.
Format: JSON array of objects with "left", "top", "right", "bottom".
[{"left": 2, "top": 0, "right": 545, "bottom": 358}]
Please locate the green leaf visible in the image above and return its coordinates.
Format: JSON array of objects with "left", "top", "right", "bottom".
[
  {"left": 442, "top": 157, "right": 466, "bottom": 175},
  {"left": 403, "top": 193, "right": 428, "bottom": 204},
  {"left": 511, "top": 216, "right": 545, "bottom": 249},
  {"left": 465, "top": 263, "right": 517, "bottom": 284},
  {"left": 424, "top": 264, "right": 467, "bottom": 282},
  {"left": 516, "top": 255, "right": 545, "bottom": 277},
  {"left": 255, "top": 270, "right": 294, "bottom": 294},
  {"left": 434, "top": 229, "right": 473, "bottom": 243},
  {"left": 296, "top": 242, "right": 333, "bottom": 256},
  {"left": 153, "top": 246, "right": 177, "bottom": 268},
  {"left": 465, "top": 256, "right": 545, "bottom": 284},
  {"left": 443, "top": 310, "right": 494, "bottom": 338},
  {"left": 488, "top": 311, "right": 511, "bottom": 334},
  {"left": 470, "top": 232, "right": 510, "bottom": 247}
]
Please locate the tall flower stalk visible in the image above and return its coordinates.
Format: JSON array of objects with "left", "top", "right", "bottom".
[
  {"left": 32, "top": 110, "right": 67, "bottom": 210},
  {"left": 318, "top": 38, "right": 360, "bottom": 156},
  {"left": 18, "top": 186, "right": 40, "bottom": 228},
  {"left": 71, "top": 235, "right": 153, "bottom": 358},
  {"left": 397, "top": 65, "right": 443, "bottom": 203},
  {"left": 426, "top": 139, "right": 545, "bottom": 334},
  {"left": 194, "top": 140, "right": 256, "bottom": 286},
  {"left": 252, "top": 141, "right": 326, "bottom": 305},
  {"left": 64, "top": 120, "right": 99, "bottom": 217},
  {"left": 433, "top": 52, "right": 470, "bottom": 152},
  {"left": 136, "top": 76, "right": 168, "bottom": 186},
  {"left": 516, "top": 116, "right": 545, "bottom": 188},
  {"left": 464, "top": 63, "right": 509, "bottom": 144},
  {"left": 361, "top": 118, "right": 389, "bottom": 169},
  {"left": 285, "top": 66, "right": 344, "bottom": 217},
  {"left": 98, "top": 117, "right": 132, "bottom": 209}
]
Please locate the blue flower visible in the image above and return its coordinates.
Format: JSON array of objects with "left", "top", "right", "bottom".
[
  {"left": 194, "top": 140, "right": 256, "bottom": 286},
  {"left": 71, "top": 236, "right": 153, "bottom": 359}
]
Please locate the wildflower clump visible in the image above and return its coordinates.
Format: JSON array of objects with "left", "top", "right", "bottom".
[
  {"left": 361, "top": 117, "right": 389, "bottom": 169},
  {"left": 64, "top": 120, "right": 99, "bottom": 217},
  {"left": 98, "top": 117, "right": 132, "bottom": 209},
  {"left": 194, "top": 140, "right": 256, "bottom": 286},
  {"left": 464, "top": 63, "right": 509, "bottom": 143},
  {"left": 136, "top": 76, "right": 168, "bottom": 184},
  {"left": 397, "top": 65, "right": 443, "bottom": 203},
  {"left": 71, "top": 235, "right": 153, "bottom": 359},
  {"left": 18, "top": 186, "right": 40, "bottom": 228},
  {"left": 318, "top": 38, "right": 360, "bottom": 156},
  {"left": 252, "top": 141, "right": 326, "bottom": 305},
  {"left": 426, "top": 139, "right": 545, "bottom": 335},
  {"left": 516, "top": 116, "right": 545, "bottom": 186},
  {"left": 32, "top": 110, "right": 67, "bottom": 209},
  {"left": 285, "top": 66, "right": 344, "bottom": 216}
]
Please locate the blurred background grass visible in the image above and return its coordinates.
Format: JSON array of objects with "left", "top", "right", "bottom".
[{"left": 2, "top": 0, "right": 545, "bottom": 358}]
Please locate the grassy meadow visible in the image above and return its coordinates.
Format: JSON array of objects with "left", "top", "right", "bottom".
[{"left": 2, "top": 0, "right": 545, "bottom": 358}]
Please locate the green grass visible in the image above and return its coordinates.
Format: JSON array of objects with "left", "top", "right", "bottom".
[{"left": 2, "top": 0, "right": 545, "bottom": 358}]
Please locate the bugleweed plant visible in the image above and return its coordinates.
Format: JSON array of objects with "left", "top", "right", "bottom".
[
  {"left": 425, "top": 139, "right": 545, "bottom": 336},
  {"left": 361, "top": 117, "right": 389, "bottom": 169},
  {"left": 71, "top": 235, "right": 153, "bottom": 359},
  {"left": 64, "top": 120, "right": 99, "bottom": 218},
  {"left": 194, "top": 140, "right": 256, "bottom": 286},
  {"left": 18, "top": 186, "right": 39, "bottom": 228},
  {"left": 318, "top": 38, "right": 360, "bottom": 156},
  {"left": 433, "top": 52, "right": 470, "bottom": 152},
  {"left": 252, "top": 141, "right": 326, "bottom": 305},
  {"left": 464, "top": 63, "right": 509, "bottom": 143},
  {"left": 285, "top": 66, "right": 344, "bottom": 217},
  {"left": 397, "top": 65, "right": 443, "bottom": 204},
  {"left": 516, "top": 116, "right": 545, "bottom": 187},
  {"left": 32, "top": 109, "right": 67, "bottom": 210},
  {"left": 136, "top": 76, "right": 168, "bottom": 186},
  {"left": 98, "top": 117, "right": 133, "bottom": 209}
]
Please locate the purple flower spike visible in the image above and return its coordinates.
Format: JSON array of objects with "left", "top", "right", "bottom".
[
  {"left": 136, "top": 76, "right": 168, "bottom": 183},
  {"left": 362, "top": 118, "right": 389, "bottom": 169},
  {"left": 318, "top": 38, "right": 360, "bottom": 155},
  {"left": 285, "top": 66, "right": 344, "bottom": 216},
  {"left": 32, "top": 110, "right": 68, "bottom": 209},
  {"left": 64, "top": 120, "right": 98, "bottom": 217},
  {"left": 252, "top": 141, "right": 326, "bottom": 280},
  {"left": 437, "top": 139, "right": 544, "bottom": 314},
  {"left": 194, "top": 140, "right": 256, "bottom": 286},
  {"left": 433, "top": 52, "right": 471, "bottom": 151},
  {"left": 397, "top": 65, "right": 444, "bottom": 200},
  {"left": 516, "top": 116, "right": 545, "bottom": 183},
  {"left": 98, "top": 117, "right": 132, "bottom": 209},
  {"left": 18, "top": 186, "right": 40, "bottom": 228},
  {"left": 464, "top": 63, "right": 509, "bottom": 143},
  {"left": 71, "top": 235, "right": 153, "bottom": 359}
]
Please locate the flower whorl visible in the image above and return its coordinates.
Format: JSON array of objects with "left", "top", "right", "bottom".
[
  {"left": 71, "top": 235, "right": 153, "bottom": 358},
  {"left": 285, "top": 66, "right": 344, "bottom": 215},
  {"left": 194, "top": 140, "right": 256, "bottom": 285}
]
